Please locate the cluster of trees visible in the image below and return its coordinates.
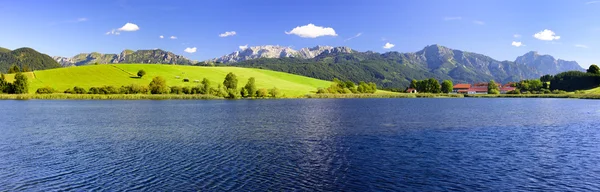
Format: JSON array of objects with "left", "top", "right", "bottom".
[
  {"left": 34, "top": 72, "right": 281, "bottom": 99},
  {"left": 408, "top": 79, "right": 453, "bottom": 93},
  {"left": 0, "top": 72, "right": 28, "bottom": 94},
  {"left": 7, "top": 65, "right": 31, "bottom": 74},
  {"left": 545, "top": 64, "right": 600, "bottom": 92},
  {"left": 316, "top": 78, "right": 377, "bottom": 94}
]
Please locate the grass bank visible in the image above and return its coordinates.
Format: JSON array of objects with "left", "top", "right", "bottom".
[
  {"left": 305, "top": 93, "right": 464, "bottom": 99},
  {"left": 464, "top": 94, "right": 600, "bottom": 99},
  {"left": 0, "top": 94, "right": 221, "bottom": 100}
]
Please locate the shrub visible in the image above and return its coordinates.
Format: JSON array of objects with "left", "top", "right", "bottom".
[
  {"left": 269, "top": 87, "right": 280, "bottom": 98},
  {"left": 183, "top": 78, "right": 189, "bottom": 82},
  {"left": 73, "top": 86, "right": 87, "bottom": 94},
  {"left": 170, "top": 86, "right": 183, "bottom": 94},
  {"left": 257, "top": 88, "right": 269, "bottom": 98},
  {"left": 36, "top": 87, "right": 56, "bottom": 94},
  {"left": 149, "top": 76, "right": 169, "bottom": 94}
]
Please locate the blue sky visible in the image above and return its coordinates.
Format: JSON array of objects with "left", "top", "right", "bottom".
[{"left": 1, "top": 0, "right": 599, "bottom": 67}]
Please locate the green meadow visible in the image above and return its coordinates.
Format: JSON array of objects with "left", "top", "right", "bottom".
[{"left": 4, "top": 64, "right": 338, "bottom": 97}]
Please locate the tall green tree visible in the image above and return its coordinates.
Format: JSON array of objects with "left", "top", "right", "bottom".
[
  {"left": 223, "top": 72, "right": 238, "bottom": 90},
  {"left": 243, "top": 77, "right": 257, "bottom": 97},
  {"left": 587, "top": 64, "right": 600, "bottom": 74},
  {"left": 410, "top": 79, "right": 418, "bottom": 89},
  {"left": 13, "top": 72, "right": 28, "bottom": 94},
  {"left": 200, "top": 78, "right": 211, "bottom": 94},
  {"left": 149, "top": 76, "right": 169, "bottom": 94},
  {"left": 488, "top": 80, "right": 499, "bottom": 94},
  {"left": 441, "top": 80, "right": 453, "bottom": 93}
]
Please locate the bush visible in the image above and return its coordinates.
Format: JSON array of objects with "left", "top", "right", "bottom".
[
  {"left": 170, "top": 86, "right": 183, "bottom": 94},
  {"left": 269, "top": 87, "right": 280, "bottom": 98},
  {"left": 36, "top": 87, "right": 56, "bottom": 94},
  {"left": 73, "top": 86, "right": 87, "bottom": 94},
  {"left": 575, "top": 90, "right": 586, "bottom": 94},
  {"left": 119, "top": 84, "right": 148, "bottom": 94},
  {"left": 257, "top": 88, "right": 269, "bottom": 97},
  {"left": 149, "top": 76, "right": 169, "bottom": 94},
  {"left": 552, "top": 89, "right": 567, "bottom": 94},
  {"left": 506, "top": 89, "right": 521, "bottom": 94}
]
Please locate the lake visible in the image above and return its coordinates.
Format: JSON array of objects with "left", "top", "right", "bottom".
[{"left": 1, "top": 98, "right": 600, "bottom": 191}]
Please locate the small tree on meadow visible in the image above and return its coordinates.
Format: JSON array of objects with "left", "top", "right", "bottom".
[{"left": 137, "top": 70, "right": 146, "bottom": 78}]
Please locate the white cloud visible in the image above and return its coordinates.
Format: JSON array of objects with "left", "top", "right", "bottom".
[
  {"left": 239, "top": 44, "right": 248, "bottom": 50},
  {"left": 106, "top": 22, "right": 139, "bottom": 35},
  {"left": 219, "top": 31, "right": 236, "bottom": 37},
  {"left": 513, "top": 34, "right": 522, "bottom": 38},
  {"left": 76, "top": 18, "right": 88, "bottom": 22},
  {"left": 285, "top": 23, "right": 338, "bottom": 38},
  {"left": 383, "top": 42, "right": 395, "bottom": 49},
  {"left": 159, "top": 35, "right": 164, "bottom": 39},
  {"left": 170, "top": 36, "right": 177, "bottom": 39},
  {"left": 511, "top": 41, "right": 524, "bottom": 47},
  {"left": 473, "top": 20, "right": 485, "bottom": 25},
  {"left": 575, "top": 44, "right": 589, "bottom": 48},
  {"left": 586, "top": 1, "right": 600, "bottom": 4},
  {"left": 533, "top": 29, "right": 560, "bottom": 41},
  {"left": 118, "top": 23, "right": 140, "bottom": 31},
  {"left": 345, "top": 33, "right": 362, "bottom": 41},
  {"left": 184, "top": 47, "right": 197, "bottom": 53},
  {"left": 443, "top": 16, "right": 462, "bottom": 21}
]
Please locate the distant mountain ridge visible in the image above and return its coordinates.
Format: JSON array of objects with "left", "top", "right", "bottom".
[
  {"left": 208, "top": 45, "right": 353, "bottom": 63},
  {"left": 54, "top": 49, "right": 194, "bottom": 66},
  {"left": 515, "top": 51, "right": 583, "bottom": 75},
  {"left": 228, "top": 44, "right": 585, "bottom": 89},
  {"left": 0, "top": 47, "right": 61, "bottom": 73}
]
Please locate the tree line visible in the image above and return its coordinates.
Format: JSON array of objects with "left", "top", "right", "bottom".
[
  {"left": 408, "top": 78, "right": 453, "bottom": 93},
  {"left": 30, "top": 72, "right": 281, "bottom": 99},
  {"left": 316, "top": 78, "right": 377, "bottom": 94}
]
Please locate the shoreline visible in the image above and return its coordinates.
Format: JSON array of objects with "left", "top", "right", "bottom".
[{"left": 2, "top": 93, "right": 600, "bottom": 100}]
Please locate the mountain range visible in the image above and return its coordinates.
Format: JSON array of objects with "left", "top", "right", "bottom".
[
  {"left": 219, "top": 45, "right": 584, "bottom": 88},
  {"left": 1, "top": 44, "right": 585, "bottom": 90},
  {"left": 207, "top": 45, "right": 353, "bottom": 63},
  {"left": 53, "top": 49, "right": 195, "bottom": 67}
]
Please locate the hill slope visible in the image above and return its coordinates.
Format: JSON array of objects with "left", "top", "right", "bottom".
[
  {"left": 5, "top": 64, "right": 333, "bottom": 96},
  {"left": 0, "top": 47, "right": 62, "bottom": 73}
]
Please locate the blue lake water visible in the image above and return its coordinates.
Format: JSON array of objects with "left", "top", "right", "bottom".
[{"left": 1, "top": 98, "right": 600, "bottom": 191}]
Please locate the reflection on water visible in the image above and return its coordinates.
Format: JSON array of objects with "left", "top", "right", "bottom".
[{"left": 1, "top": 98, "right": 600, "bottom": 191}]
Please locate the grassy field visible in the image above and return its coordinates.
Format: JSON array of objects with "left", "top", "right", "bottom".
[{"left": 3, "top": 64, "right": 347, "bottom": 97}]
